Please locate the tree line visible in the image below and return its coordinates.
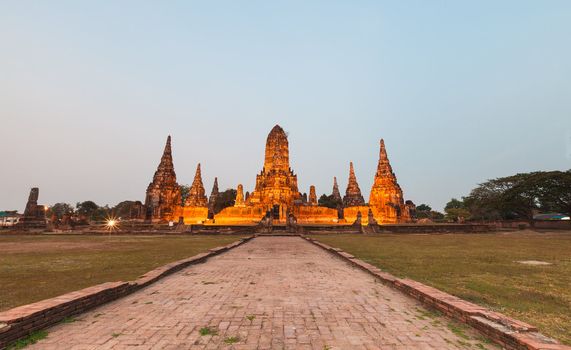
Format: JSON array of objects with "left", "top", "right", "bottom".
[{"left": 417, "top": 170, "right": 571, "bottom": 223}]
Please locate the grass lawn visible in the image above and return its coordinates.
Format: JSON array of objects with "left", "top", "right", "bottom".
[
  {"left": 310, "top": 231, "right": 571, "bottom": 345},
  {"left": 0, "top": 234, "right": 245, "bottom": 312}
]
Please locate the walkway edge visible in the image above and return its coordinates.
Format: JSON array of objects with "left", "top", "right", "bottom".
[
  {"left": 0, "top": 235, "right": 255, "bottom": 349},
  {"left": 302, "top": 236, "right": 570, "bottom": 350}
]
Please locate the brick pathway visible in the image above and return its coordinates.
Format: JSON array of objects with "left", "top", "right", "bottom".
[{"left": 30, "top": 237, "right": 496, "bottom": 349}]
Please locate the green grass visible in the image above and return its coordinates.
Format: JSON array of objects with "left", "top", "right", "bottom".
[
  {"left": 0, "top": 234, "right": 246, "bottom": 311},
  {"left": 223, "top": 336, "right": 240, "bottom": 344},
  {"left": 7, "top": 330, "right": 48, "bottom": 349},
  {"left": 199, "top": 326, "right": 218, "bottom": 336},
  {"left": 310, "top": 231, "right": 571, "bottom": 345}
]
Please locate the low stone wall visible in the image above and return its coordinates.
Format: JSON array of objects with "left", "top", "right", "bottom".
[
  {"left": 0, "top": 236, "right": 254, "bottom": 349},
  {"left": 373, "top": 223, "right": 493, "bottom": 233},
  {"left": 178, "top": 206, "right": 209, "bottom": 225},
  {"left": 213, "top": 206, "right": 265, "bottom": 225},
  {"left": 294, "top": 206, "right": 338, "bottom": 224},
  {"left": 343, "top": 206, "right": 371, "bottom": 225},
  {"left": 303, "top": 236, "right": 570, "bottom": 350},
  {"left": 494, "top": 220, "right": 571, "bottom": 230},
  {"left": 298, "top": 224, "right": 361, "bottom": 234}
]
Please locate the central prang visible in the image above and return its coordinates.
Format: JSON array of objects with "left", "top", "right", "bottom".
[
  {"left": 246, "top": 125, "right": 302, "bottom": 219},
  {"left": 143, "top": 124, "right": 413, "bottom": 225}
]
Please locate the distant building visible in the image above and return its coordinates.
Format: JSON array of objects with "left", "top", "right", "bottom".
[
  {"left": 533, "top": 213, "right": 570, "bottom": 221},
  {"left": 0, "top": 211, "right": 21, "bottom": 227}
]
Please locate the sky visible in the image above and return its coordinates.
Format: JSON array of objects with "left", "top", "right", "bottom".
[{"left": 1, "top": 1, "right": 570, "bottom": 212}]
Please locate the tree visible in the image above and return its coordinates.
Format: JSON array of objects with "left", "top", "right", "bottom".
[
  {"left": 533, "top": 170, "right": 571, "bottom": 216},
  {"left": 213, "top": 189, "right": 237, "bottom": 214},
  {"left": 415, "top": 204, "right": 432, "bottom": 219},
  {"left": 180, "top": 184, "right": 191, "bottom": 206},
  {"left": 112, "top": 201, "right": 142, "bottom": 219},
  {"left": 318, "top": 194, "right": 342, "bottom": 209},
  {"left": 76, "top": 201, "right": 99, "bottom": 221},
  {"left": 47, "top": 203, "right": 74, "bottom": 220},
  {"left": 444, "top": 198, "right": 470, "bottom": 221},
  {"left": 463, "top": 170, "right": 571, "bottom": 223},
  {"left": 413, "top": 203, "right": 444, "bottom": 221}
]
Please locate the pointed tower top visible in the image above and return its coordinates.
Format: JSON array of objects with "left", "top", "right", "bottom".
[
  {"left": 349, "top": 161, "right": 356, "bottom": 179},
  {"left": 149, "top": 135, "right": 177, "bottom": 187},
  {"left": 376, "top": 139, "right": 394, "bottom": 177},
  {"left": 160, "top": 135, "right": 173, "bottom": 164},
  {"left": 235, "top": 184, "right": 246, "bottom": 207},
  {"left": 264, "top": 125, "right": 290, "bottom": 172},
  {"left": 185, "top": 163, "right": 208, "bottom": 207},
  {"left": 343, "top": 161, "right": 365, "bottom": 207},
  {"left": 380, "top": 139, "right": 388, "bottom": 160},
  {"left": 332, "top": 176, "right": 342, "bottom": 202},
  {"left": 210, "top": 177, "right": 219, "bottom": 195},
  {"left": 309, "top": 185, "right": 317, "bottom": 205}
]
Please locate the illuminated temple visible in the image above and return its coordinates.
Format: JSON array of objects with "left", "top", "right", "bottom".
[{"left": 143, "top": 125, "right": 412, "bottom": 225}]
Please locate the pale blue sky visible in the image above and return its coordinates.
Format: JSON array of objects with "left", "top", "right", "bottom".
[{"left": 1, "top": 1, "right": 570, "bottom": 212}]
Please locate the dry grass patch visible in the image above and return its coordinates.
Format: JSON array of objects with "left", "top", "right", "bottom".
[
  {"left": 310, "top": 231, "right": 571, "bottom": 345},
  {"left": 0, "top": 234, "right": 246, "bottom": 311}
]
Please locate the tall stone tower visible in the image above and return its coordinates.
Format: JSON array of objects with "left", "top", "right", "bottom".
[
  {"left": 331, "top": 177, "right": 342, "bottom": 203},
  {"left": 18, "top": 187, "right": 47, "bottom": 228},
  {"left": 343, "top": 162, "right": 365, "bottom": 207},
  {"left": 308, "top": 185, "right": 317, "bottom": 206},
  {"left": 369, "top": 139, "right": 410, "bottom": 223},
  {"left": 235, "top": 184, "right": 246, "bottom": 207},
  {"left": 247, "top": 125, "right": 301, "bottom": 218},
  {"left": 145, "top": 136, "right": 182, "bottom": 221},
  {"left": 207, "top": 177, "right": 219, "bottom": 218},
  {"left": 185, "top": 163, "right": 208, "bottom": 207}
]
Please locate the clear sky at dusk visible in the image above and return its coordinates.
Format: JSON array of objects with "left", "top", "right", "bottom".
[{"left": 1, "top": 1, "right": 570, "bottom": 212}]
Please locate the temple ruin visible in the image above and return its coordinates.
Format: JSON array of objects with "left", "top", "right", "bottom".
[{"left": 143, "top": 125, "right": 412, "bottom": 225}]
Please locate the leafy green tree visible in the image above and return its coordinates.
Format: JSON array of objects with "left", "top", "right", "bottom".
[
  {"left": 415, "top": 204, "right": 432, "bottom": 219},
  {"left": 444, "top": 198, "right": 470, "bottom": 221},
  {"left": 48, "top": 203, "right": 74, "bottom": 220},
  {"left": 76, "top": 201, "right": 99, "bottom": 221},
  {"left": 318, "top": 194, "right": 342, "bottom": 209},
  {"left": 532, "top": 170, "right": 571, "bottom": 216},
  {"left": 463, "top": 170, "right": 571, "bottom": 223},
  {"left": 112, "top": 201, "right": 142, "bottom": 219},
  {"left": 214, "top": 189, "right": 237, "bottom": 214},
  {"left": 180, "top": 184, "right": 191, "bottom": 206}
]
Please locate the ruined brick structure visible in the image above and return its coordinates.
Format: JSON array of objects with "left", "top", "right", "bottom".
[
  {"left": 234, "top": 184, "right": 246, "bottom": 207},
  {"left": 331, "top": 177, "right": 342, "bottom": 203},
  {"left": 17, "top": 187, "right": 46, "bottom": 228},
  {"left": 245, "top": 125, "right": 302, "bottom": 220},
  {"left": 207, "top": 177, "right": 219, "bottom": 219},
  {"left": 368, "top": 139, "right": 410, "bottom": 223},
  {"left": 185, "top": 164, "right": 208, "bottom": 207},
  {"left": 144, "top": 136, "right": 181, "bottom": 222},
  {"left": 343, "top": 162, "right": 365, "bottom": 207},
  {"left": 308, "top": 186, "right": 317, "bottom": 206},
  {"left": 143, "top": 126, "right": 411, "bottom": 225}
]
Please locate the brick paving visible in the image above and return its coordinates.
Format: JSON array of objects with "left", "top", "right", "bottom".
[{"left": 29, "top": 237, "right": 496, "bottom": 349}]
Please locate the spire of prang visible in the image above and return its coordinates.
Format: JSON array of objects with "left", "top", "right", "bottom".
[
  {"left": 234, "top": 184, "right": 246, "bottom": 207},
  {"left": 343, "top": 162, "right": 365, "bottom": 207},
  {"left": 376, "top": 139, "right": 395, "bottom": 178},
  {"left": 309, "top": 185, "right": 317, "bottom": 206},
  {"left": 144, "top": 135, "right": 181, "bottom": 221},
  {"left": 332, "top": 176, "right": 342, "bottom": 202},
  {"left": 185, "top": 163, "right": 208, "bottom": 207}
]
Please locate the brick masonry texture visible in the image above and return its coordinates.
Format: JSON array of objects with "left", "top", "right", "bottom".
[
  {"left": 0, "top": 237, "right": 254, "bottom": 349},
  {"left": 304, "top": 237, "right": 571, "bottom": 350},
  {"left": 23, "top": 237, "right": 498, "bottom": 350}
]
